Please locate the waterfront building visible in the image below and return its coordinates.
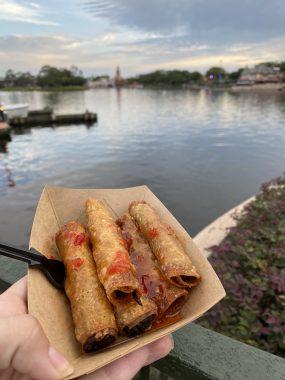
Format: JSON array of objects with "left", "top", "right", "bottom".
[
  {"left": 87, "top": 76, "right": 114, "bottom": 88},
  {"left": 114, "top": 66, "right": 125, "bottom": 87},
  {"left": 237, "top": 64, "right": 281, "bottom": 85}
]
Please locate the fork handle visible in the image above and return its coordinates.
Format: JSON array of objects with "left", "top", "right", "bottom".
[{"left": 0, "top": 245, "right": 42, "bottom": 266}]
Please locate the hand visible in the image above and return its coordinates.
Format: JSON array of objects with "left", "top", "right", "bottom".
[
  {"left": 82, "top": 335, "right": 173, "bottom": 380},
  {"left": 0, "top": 277, "right": 173, "bottom": 380}
]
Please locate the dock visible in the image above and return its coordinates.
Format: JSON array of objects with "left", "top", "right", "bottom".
[
  {"left": 0, "top": 122, "right": 10, "bottom": 138},
  {"left": 8, "top": 108, "right": 97, "bottom": 127}
]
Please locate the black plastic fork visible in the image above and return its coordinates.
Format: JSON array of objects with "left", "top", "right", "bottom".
[{"left": 0, "top": 242, "right": 65, "bottom": 290}]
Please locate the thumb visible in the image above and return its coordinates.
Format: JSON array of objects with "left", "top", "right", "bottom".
[{"left": 0, "top": 315, "right": 74, "bottom": 380}]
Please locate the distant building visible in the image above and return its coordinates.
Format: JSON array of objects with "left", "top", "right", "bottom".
[
  {"left": 237, "top": 64, "right": 281, "bottom": 85},
  {"left": 114, "top": 66, "right": 125, "bottom": 87},
  {"left": 87, "top": 67, "right": 127, "bottom": 88},
  {"left": 87, "top": 75, "right": 114, "bottom": 88},
  {"left": 128, "top": 81, "right": 144, "bottom": 89}
]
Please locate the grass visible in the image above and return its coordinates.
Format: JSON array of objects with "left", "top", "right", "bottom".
[{"left": 198, "top": 175, "right": 285, "bottom": 358}]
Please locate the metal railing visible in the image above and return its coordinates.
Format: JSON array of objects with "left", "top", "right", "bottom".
[
  {"left": 0, "top": 279, "right": 10, "bottom": 293},
  {"left": 140, "top": 324, "right": 285, "bottom": 380}
]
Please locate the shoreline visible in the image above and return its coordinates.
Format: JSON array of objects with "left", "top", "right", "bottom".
[
  {"left": 0, "top": 86, "right": 87, "bottom": 92},
  {"left": 1, "top": 83, "right": 285, "bottom": 93},
  {"left": 193, "top": 196, "right": 255, "bottom": 258},
  {"left": 231, "top": 82, "right": 285, "bottom": 93}
]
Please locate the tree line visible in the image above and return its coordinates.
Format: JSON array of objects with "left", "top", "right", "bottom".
[
  {"left": 2, "top": 66, "right": 86, "bottom": 88},
  {"left": 128, "top": 67, "right": 241, "bottom": 87},
  {"left": 128, "top": 70, "right": 204, "bottom": 86},
  {"left": 130, "top": 62, "right": 285, "bottom": 87},
  {"left": 1, "top": 61, "right": 285, "bottom": 89}
]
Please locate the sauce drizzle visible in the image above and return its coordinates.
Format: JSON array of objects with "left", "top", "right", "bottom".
[
  {"left": 152, "top": 314, "right": 182, "bottom": 330},
  {"left": 149, "top": 227, "right": 159, "bottom": 239},
  {"left": 70, "top": 257, "right": 84, "bottom": 269},
  {"left": 74, "top": 233, "right": 85, "bottom": 246},
  {"left": 107, "top": 251, "right": 130, "bottom": 276}
]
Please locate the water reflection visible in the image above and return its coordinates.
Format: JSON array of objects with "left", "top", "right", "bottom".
[
  {"left": 12, "top": 127, "right": 32, "bottom": 136},
  {"left": 0, "top": 136, "right": 15, "bottom": 188},
  {"left": 0, "top": 137, "right": 10, "bottom": 153},
  {"left": 42, "top": 92, "right": 62, "bottom": 108},
  {"left": 116, "top": 88, "right": 122, "bottom": 112},
  {"left": 0, "top": 88, "right": 284, "bottom": 242}
]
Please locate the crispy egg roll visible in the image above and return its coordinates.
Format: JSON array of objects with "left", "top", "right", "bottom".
[
  {"left": 129, "top": 201, "right": 201, "bottom": 288},
  {"left": 118, "top": 213, "right": 188, "bottom": 318},
  {"left": 115, "top": 296, "right": 157, "bottom": 337},
  {"left": 55, "top": 221, "right": 118, "bottom": 353},
  {"left": 86, "top": 199, "right": 141, "bottom": 306}
]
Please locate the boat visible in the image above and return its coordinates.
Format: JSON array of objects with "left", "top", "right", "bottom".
[{"left": 4, "top": 103, "right": 29, "bottom": 119}]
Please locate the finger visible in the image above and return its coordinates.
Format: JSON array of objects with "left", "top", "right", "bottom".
[
  {"left": 5, "top": 276, "right": 27, "bottom": 302},
  {"left": 143, "top": 335, "right": 173, "bottom": 366},
  {"left": 0, "top": 367, "right": 14, "bottom": 379},
  {"left": 82, "top": 335, "right": 173, "bottom": 380},
  {"left": 0, "top": 315, "right": 74, "bottom": 380},
  {"left": 0, "top": 369, "right": 31, "bottom": 380},
  {"left": 0, "top": 277, "right": 28, "bottom": 317}
]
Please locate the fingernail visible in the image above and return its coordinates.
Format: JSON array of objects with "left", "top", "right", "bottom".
[{"left": 48, "top": 347, "right": 74, "bottom": 378}]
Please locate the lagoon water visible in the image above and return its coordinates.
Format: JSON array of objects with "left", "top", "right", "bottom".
[{"left": 0, "top": 88, "right": 285, "bottom": 282}]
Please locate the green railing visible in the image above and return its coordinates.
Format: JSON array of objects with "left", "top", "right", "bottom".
[
  {"left": 1, "top": 278, "right": 284, "bottom": 380},
  {"left": 150, "top": 324, "right": 285, "bottom": 380},
  {"left": 0, "top": 278, "right": 10, "bottom": 293}
]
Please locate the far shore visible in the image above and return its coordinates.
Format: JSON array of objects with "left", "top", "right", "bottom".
[
  {"left": 1, "top": 83, "right": 284, "bottom": 93},
  {"left": 230, "top": 82, "right": 285, "bottom": 92},
  {"left": 0, "top": 85, "right": 86, "bottom": 92}
]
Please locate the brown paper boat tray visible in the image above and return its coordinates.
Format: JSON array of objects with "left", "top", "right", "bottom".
[{"left": 28, "top": 185, "right": 226, "bottom": 379}]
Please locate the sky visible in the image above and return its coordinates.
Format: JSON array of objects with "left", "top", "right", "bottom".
[{"left": 0, "top": 0, "right": 285, "bottom": 77}]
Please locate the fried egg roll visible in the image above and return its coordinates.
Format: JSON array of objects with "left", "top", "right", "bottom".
[
  {"left": 55, "top": 221, "right": 118, "bottom": 353},
  {"left": 118, "top": 213, "right": 188, "bottom": 318},
  {"left": 129, "top": 201, "right": 201, "bottom": 288},
  {"left": 115, "top": 296, "right": 157, "bottom": 337},
  {"left": 86, "top": 199, "right": 141, "bottom": 306}
]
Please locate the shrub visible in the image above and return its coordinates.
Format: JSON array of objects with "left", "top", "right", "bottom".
[{"left": 199, "top": 175, "right": 285, "bottom": 357}]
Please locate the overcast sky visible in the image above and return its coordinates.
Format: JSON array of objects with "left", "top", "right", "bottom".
[{"left": 0, "top": 0, "right": 285, "bottom": 77}]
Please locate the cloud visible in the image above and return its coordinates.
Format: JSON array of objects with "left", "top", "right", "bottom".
[
  {"left": 85, "top": 0, "right": 285, "bottom": 44},
  {"left": 0, "top": 0, "right": 58, "bottom": 25},
  {"left": 0, "top": 0, "right": 285, "bottom": 76},
  {"left": 26, "top": 1, "right": 40, "bottom": 8},
  {"left": 0, "top": 32, "right": 285, "bottom": 77},
  {"left": 0, "top": 35, "right": 72, "bottom": 52},
  {"left": 74, "top": 0, "right": 285, "bottom": 74}
]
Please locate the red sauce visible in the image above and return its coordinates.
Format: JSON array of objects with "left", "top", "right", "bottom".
[
  {"left": 152, "top": 314, "right": 182, "bottom": 330},
  {"left": 140, "top": 274, "right": 151, "bottom": 294},
  {"left": 70, "top": 257, "right": 84, "bottom": 269},
  {"left": 140, "top": 274, "right": 162, "bottom": 298},
  {"left": 149, "top": 227, "right": 159, "bottom": 239},
  {"left": 122, "top": 232, "right": 133, "bottom": 250},
  {"left": 74, "top": 233, "right": 85, "bottom": 246},
  {"left": 118, "top": 237, "right": 129, "bottom": 250},
  {"left": 62, "top": 230, "right": 86, "bottom": 247},
  {"left": 131, "top": 249, "right": 167, "bottom": 312},
  {"left": 135, "top": 254, "right": 143, "bottom": 262},
  {"left": 107, "top": 251, "right": 130, "bottom": 276},
  {"left": 121, "top": 222, "right": 175, "bottom": 316}
]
